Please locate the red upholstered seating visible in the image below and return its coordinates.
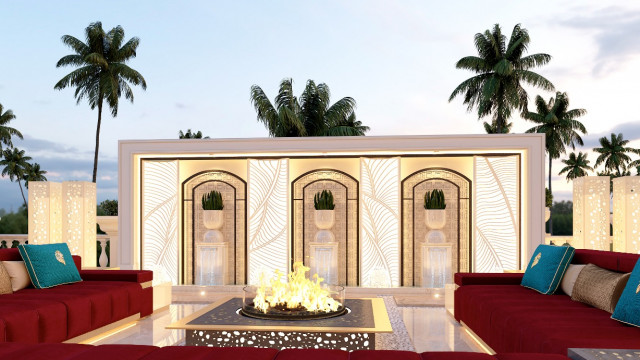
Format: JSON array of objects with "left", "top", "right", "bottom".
[
  {"left": 0, "top": 343, "right": 572, "bottom": 359},
  {"left": 0, "top": 248, "right": 153, "bottom": 343},
  {"left": 454, "top": 249, "right": 640, "bottom": 355}
]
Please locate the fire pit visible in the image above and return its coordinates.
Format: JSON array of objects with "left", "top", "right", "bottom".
[{"left": 240, "top": 262, "right": 346, "bottom": 320}]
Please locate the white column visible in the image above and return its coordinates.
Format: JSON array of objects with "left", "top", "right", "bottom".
[
  {"left": 613, "top": 177, "right": 640, "bottom": 253},
  {"left": 62, "top": 181, "right": 97, "bottom": 267},
  {"left": 28, "top": 181, "right": 62, "bottom": 244},
  {"left": 573, "top": 176, "right": 610, "bottom": 250}
]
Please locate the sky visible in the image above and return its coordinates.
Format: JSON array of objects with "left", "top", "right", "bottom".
[{"left": 1, "top": 0, "right": 640, "bottom": 211}]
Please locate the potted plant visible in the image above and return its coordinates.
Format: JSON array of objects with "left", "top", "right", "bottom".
[
  {"left": 314, "top": 190, "right": 336, "bottom": 242},
  {"left": 424, "top": 189, "right": 446, "bottom": 239},
  {"left": 202, "top": 190, "right": 224, "bottom": 242}
]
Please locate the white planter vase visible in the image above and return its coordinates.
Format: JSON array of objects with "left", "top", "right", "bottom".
[
  {"left": 315, "top": 210, "right": 336, "bottom": 242},
  {"left": 203, "top": 210, "right": 224, "bottom": 242},
  {"left": 545, "top": 207, "right": 551, "bottom": 223},
  {"left": 425, "top": 209, "right": 446, "bottom": 243}
]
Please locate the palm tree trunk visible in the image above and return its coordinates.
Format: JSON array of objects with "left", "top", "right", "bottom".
[
  {"left": 548, "top": 155, "right": 553, "bottom": 235},
  {"left": 92, "top": 99, "right": 103, "bottom": 183},
  {"left": 18, "top": 180, "right": 27, "bottom": 208}
]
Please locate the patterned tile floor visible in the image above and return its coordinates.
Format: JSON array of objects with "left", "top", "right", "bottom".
[{"left": 94, "top": 295, "right": 483, "bottom": 353}]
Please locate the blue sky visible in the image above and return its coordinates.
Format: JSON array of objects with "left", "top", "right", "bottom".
[{"left": 1, "top": 0, "right": 640, "bottom": 210}]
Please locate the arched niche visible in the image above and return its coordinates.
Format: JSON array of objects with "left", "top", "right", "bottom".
[
  {"left": 401, "top": 168, "right": 471, "bottom": 286},
  {"left": 182, "top": 170, "right": 247, "bottom": 285},
  {"left": 291, "top": 169, "right": 359, "bottom": 286}
]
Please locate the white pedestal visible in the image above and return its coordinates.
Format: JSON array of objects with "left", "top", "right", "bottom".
[
  {"left": 195, "top": 242, "right": 228, "bottom": 285},
  {"left": 153, "top": 281, "right": 172, "bottom": 311},
  {"left": 309, "top": 241, "right": 338, "bottom": 285},
  {"left": 421, "top": 243, "right": 452, "bottom": 288}
]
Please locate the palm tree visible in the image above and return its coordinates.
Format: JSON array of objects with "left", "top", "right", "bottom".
[
  {"left": 559, "top": 152, "right": 593, "bottom": 181},
  {"left": 179, "top": 129, "right": 209, "bottom": 139},
  {"left": 23, "top": 162, "right": 48, "bottom": 189},
  {"left": 0, "top": 104, "right": 23, "bottom": 151},
  {"left": 524, "top": 92, "right": 586, "bottom": 235},
  {"left": 593, "top": 133, "right": 640, "bottom": 176},
  {"left": 0, "top": 148, "right": 32, "bottom": 207},
  {"left": 250, "top": 78, "right": 367, "bottom": 137},
  {"left": 483, "top": 120, "right": 513, "bottom": 134},
  {"left": 55, "top": 22, "right": 146, "bottom": 183},
  {"left": 449, "top": 24, "right": 554, "bottom": 133}
]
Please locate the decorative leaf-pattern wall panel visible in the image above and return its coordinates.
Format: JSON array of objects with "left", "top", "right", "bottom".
[
  {"left": 360, "top": 157, "right": 400, "bottom": 286},
  {"left": 142, "top": 160, "right": 179, "bottom": 284},
  {"left": 247, "top": 159, "right": 289, "bottom": 284},
  {"left": 474, "top": 156, "right": 519, "bottom": 272}
]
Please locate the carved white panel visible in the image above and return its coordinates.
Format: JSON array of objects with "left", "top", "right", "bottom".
[
  {"left": 474, "top": 156, "right": 519, "bottom": 272},
  {"left": 613, "top": 177, "right": 640, "bottom": 253},
  {"left": 247, "top": 159, "right": 289, "bottom": 284},
  {"left": 360, "top": 157, "right": 400, "bottom": 287},
  {"left": 62, "top": 181, "right": 96, "bottom": 267},
  {"left": 573, "top": 176, "right": 609, "bottom": 250},
  {"left": 28, "top": 182, "right": 62, "bottom": 244},
  {"left": 142, "top": 161, "right": 179, "bottom": 284}
]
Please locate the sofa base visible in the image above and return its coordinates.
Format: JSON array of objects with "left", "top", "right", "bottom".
[
  {"left": 63, "top": 314, "right": 140, "bottom": 344},
  {"left": 460, "top": 321, "right": 496, "bottom": 355}
]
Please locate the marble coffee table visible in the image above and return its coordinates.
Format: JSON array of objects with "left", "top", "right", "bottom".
[{"left": 167, "top": 297, "right": 392, "bottom": 350}]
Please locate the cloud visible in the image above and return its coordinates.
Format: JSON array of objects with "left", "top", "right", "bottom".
[
  {"left": 559, "top": 7, "right": 640, "bottom": 75},
  {"left": 582, "top": 121, "right": 640, "bottom": 148},
  {"left": 0, "top": 136, "right": 118, "bottom": 211}
]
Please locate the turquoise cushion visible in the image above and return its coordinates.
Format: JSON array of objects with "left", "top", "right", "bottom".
[
  {"left": 612, "top": 258, "right": 640, "bottom": 327},
  {"left": 521, "top": 244, "right": 575, "bottom": 295},
  {"left": 18, "top": 243, "right": 82, "bottom": 289}
]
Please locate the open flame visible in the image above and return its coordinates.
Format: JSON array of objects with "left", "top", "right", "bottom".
[{"left": 253, "top": 262, "right": 342, "bottom": 314}]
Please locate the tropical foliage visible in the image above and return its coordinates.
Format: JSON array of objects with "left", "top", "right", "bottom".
[
  {"left": 524, "top": 92, "right": 586, "bottom": 192},
  {"left": 545, "top": 188, "right": 553, "bottom": 207},
  {"left": 250, "top": 78, "right": 369, "bottom": 137},
  {"left": 0, "top": 104, "right": 23, "bottom": 152},
  {"left": 179, "top": 129, "right": 209, "bottom": 139},
  {"left": 424, "top": 189, "right": 446, "bottom": 210},
  {"left": 483, "top": 121, "right": 513, "bottom": 134},
  {"left": 313, "top": 190, "right": 335, "bottom": 210},
  {"left": 97, "top": 199, "right": 118, "bottom": 216},
  {"left": 593, "top": 133, "right": 640, "bottom": 176},
  {"left": 559, "top": 152, "right": 593, "bottom": 181},
  {"left": 202, "top": 190, "right": 224, "bottom": 210},
  {"left": 22, "top": 163, "right": 47, "bottom": 189},
  {"left": 0, "top": 148, "right": 32, "bottom": 208},
  {"left": 55, "top": 21, "right": 147, "bottom": 183},
  {"left": 449, "top": 24, "right": 554, "bottom": 133}
]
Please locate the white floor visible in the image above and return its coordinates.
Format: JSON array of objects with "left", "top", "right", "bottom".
[{"left": 94, "top": 295, "right": 482, "bottom": 353}]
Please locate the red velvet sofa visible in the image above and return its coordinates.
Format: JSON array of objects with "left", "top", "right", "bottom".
[
  {"left": 454, "top": 249, "right": 640, "bottom": 355},
  {"left": 0, "top": 248, "right": 153, "bottom": 343},
  {"left": 0, "top": 343, "right": 571, "bottom": 360}
]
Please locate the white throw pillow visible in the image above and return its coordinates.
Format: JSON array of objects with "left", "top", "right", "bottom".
[
  {"left": 1, "top": 261, "right": 32, "bottom": 291},
  {"left": 560, "top": 264, "right": 586, "bottom": 296}
]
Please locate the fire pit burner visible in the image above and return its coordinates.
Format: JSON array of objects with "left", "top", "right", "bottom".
[{"left": 240, "top": 302, "right": 347, "bottom": 320}]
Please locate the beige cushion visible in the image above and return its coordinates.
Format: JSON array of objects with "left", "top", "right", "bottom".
[
  {"left": 571, "top": 263, "right": 630, "bottom": 313},
  {"left": 560, "top": 264, "right": 586, "bottom": 296},
  {"left": 2, "top": 261, "right": 32, "bottom": 291},
  {"left": 0, "top": 261, "right": 12, "bottom": 294}
]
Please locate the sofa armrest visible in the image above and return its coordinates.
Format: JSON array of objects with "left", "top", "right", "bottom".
[
  {"left": 79, "top": 270, "right": 153, "bottom": 284},
  {"left": 454, "top": 272, "right": 523, "bottom": 286}
]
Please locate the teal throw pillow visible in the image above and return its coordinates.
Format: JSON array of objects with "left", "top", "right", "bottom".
[
  {"left": 521, "top": 244, "right": 575, "bottom": 295},
  {"left": 18, "top": 243, "right": 82, "bottom": 289},
  {"left": 612, "top": 258, "right": 640, "bottom": 327}
]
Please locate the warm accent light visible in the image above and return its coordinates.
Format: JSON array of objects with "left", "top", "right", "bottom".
[
  {"left": 253, "top": 262, "right": 341, "bottom": 314},
  {"left": 573, "top": 176, "right": 609, "bottom": 250},
  {"left": 62, "top": 181, "right": 97, "bottom": 267},
  {"left": 28, "top": 181, "right": 62, "bottom": 244},
  {"left": 613, "top": 177, "right": 640, "bottom": 253}
]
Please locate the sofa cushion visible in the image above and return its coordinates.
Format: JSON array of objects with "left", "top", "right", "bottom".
[
  {"left": 67, "top": 344, "right": 158, "bottom": 360},
  {"left": 0, "top": 343, "right": 91, "bottom": 359},
  {"left": 571, "top": 264, "right": 629, "bottom": 313},
  {"left": 18, "top": 243, "right": 82, "bottom": 289},
  {"left": 421, "top": 352, "right": 495, "bottom": 359},
  {"left": 351, "top": 350, "right": 421, "bottom": 360},
  {"left": 612, "top": 258, "right": 640, "bottom": 327},
  {"left": 559, "top": 264, "right": 585, "bottom": 296},
  {"left": 495, "top": 355, "right": 570, "bottom": 360},
  {"left": 275, "top": 349, "right": 348, "bottom": 360},
  {"left": 139, "top": 346, "right": 279, "bottom": 360},
  {"left": 521, "top": 245, "right": 574, "bottom": 295},
  {"left": 2, "top": 261, "right": 32, "bottom": 291},
  {"left": 0, "top": 299, "right": 68, "bottom": 343},
  {"left": 0, "top": 261, "right": 12, "bottom": 294}
]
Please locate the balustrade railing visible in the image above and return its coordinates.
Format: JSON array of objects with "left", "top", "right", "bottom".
[{"left": 0, "top": 234, "right": 112, "bottom": 268}]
